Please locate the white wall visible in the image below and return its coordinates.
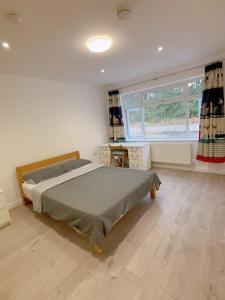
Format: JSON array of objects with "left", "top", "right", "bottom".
[{"left": 0, "top": 74, "right": 108, "bottom": 208}]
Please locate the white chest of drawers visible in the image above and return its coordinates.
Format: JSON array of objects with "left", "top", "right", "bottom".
[
  {"left": 0, "top": 189, "right": 11, "bottom": 229},
  {"left": 99, "top": 142, "right": 151, "bottom": 170}
]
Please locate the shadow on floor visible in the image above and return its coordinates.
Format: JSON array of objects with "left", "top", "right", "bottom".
[{"left": 25, "top": 196, "right": 160, "bottom": 260}]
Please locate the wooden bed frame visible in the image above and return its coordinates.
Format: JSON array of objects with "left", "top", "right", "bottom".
[
  {"left": 16, "top": 150, "right": 157, "bottom": 256},
  {"left": 16, "top": 151, "right": 80, "bottom": 205}
]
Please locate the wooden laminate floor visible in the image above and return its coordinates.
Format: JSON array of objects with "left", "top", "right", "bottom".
[{"left": 0, "top": 169, "right": 225, "bottom": 300}]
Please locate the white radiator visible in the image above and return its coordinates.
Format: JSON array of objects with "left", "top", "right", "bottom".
[{"left": 151, "top": 142, "right": 192, "bottom": 165}]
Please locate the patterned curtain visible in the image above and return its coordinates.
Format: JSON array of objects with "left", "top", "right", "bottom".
[
  {"left": 108, "top": 90, "right": 125, "bottom": 142},
  {"left": 196, "top": 61, "right": 225, "bottom": 163}
]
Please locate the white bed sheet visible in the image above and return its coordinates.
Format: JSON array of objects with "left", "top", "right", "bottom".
[{"left": 22, "top": 182, "right": 36, "bottom": 200}]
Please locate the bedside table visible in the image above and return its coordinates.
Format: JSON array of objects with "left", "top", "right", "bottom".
[{"left": 0, "top": 189, "right": 11, "bottom": 228}]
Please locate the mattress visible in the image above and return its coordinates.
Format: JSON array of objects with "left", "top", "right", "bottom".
[{"left": 22, "top": 182, "right": 36, "bottom": 200}]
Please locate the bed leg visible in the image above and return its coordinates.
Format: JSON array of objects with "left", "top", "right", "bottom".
[
  {"left": 150, "top": 185, "right": 157, "bottom": 200},
  {"left": 23, "top": 197, "right": 31, "bottom": 206},
  {"left": 93, "top": 243, "right": 103, "bottom": 256}
]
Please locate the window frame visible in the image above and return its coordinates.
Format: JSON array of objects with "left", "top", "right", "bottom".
[
  {"left": 121, "top": 77, "right": 203, "bottom": 142},
  {"left": 126, "top": 107, "right": 143, "bottom": 138}
]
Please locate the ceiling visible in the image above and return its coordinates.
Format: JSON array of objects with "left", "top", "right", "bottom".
[{"left": 0, "top": 0, "right": 225, "bottom": 86}]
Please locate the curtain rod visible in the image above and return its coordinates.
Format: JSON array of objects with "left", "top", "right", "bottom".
[{"left": 117, "top": 59, "right": 225, "bottom": 91}]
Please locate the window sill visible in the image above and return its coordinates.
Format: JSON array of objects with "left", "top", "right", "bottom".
[{"left": 125, "top": 137, "right": 198, "bottom": 143}]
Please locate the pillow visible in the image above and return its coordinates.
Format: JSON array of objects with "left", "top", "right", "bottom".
[
  {"left": 23, "top": 158, "right": 92, "bottom": 184},
  {"left": 61, "top": 159, "right": 92, "bottom": 173}
]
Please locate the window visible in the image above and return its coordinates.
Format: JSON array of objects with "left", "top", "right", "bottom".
[{"left": 121, "top": 78, "right": 203, "bottom": 141}]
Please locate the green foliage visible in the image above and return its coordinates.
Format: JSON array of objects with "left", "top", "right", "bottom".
[
  {"left": 129, "top": 98, "right": 200, "bottom": 126},
  {"left": 144, "top": 87, "right": 183, "bottom": 102},
  {"left": 126, "top": 79, "right": 202, "bottom": 127},
  {"left": 189, "top": 98, "right": 199, "bottom": 118},
  {"left": 188, "top": 79, "right": 203, "bottom": 97},
  {"left": 144, "top": 102, "right": 185, "bottom": 125}
]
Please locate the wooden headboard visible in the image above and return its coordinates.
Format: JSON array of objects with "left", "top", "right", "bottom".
[{"left": 16, "top": 151, "right": 80, "bottom": 205}]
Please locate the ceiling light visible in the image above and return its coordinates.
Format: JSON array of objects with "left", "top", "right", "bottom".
[
  {"left": 2, "top": 41, "right": 10, "bottom": 49},
  {"left": 87, "top": 36, "right": 112, "bottom": 53},
  {"left": 6, "top": 12, "right": 22, "bottom": 24},
  {"left": 101, "top": 69, "right": 105, "bottom": 73},
  {"left": 158, "top": 46, "right": 163, "bottom": 52}
]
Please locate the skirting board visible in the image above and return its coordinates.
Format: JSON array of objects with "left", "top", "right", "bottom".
[
  {"left": 8, "top": 198, "right": 23, "bottom": 210},
  {"left": 152, "top": 162, "right": 225, "bottom": 175}
]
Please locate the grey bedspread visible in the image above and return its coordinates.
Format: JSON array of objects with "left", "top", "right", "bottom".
[{"left": 41, "top": 166, "right": 161, "bottom": 248}]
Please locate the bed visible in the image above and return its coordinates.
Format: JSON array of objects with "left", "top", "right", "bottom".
[{"left": 16, "top": 151, "right": 161, "bottom": 255}]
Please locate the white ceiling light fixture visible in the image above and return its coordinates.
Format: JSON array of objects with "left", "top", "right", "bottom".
[
  {"left": 116, "top": 6, "right": 132, "bottom": 20},
  {"left": 158, "top": 46, "right": 163, "bottom": 52},
  {"left": 87, "top": 36, "right": 112, "bottom": 53},
  {"left": 1, "top": 41, "right": 10, "bottom": 49}
]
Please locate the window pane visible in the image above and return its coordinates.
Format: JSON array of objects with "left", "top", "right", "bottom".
[
  {"left": 188, "top": 79, "right": 203, "bottom": 96},
  {"left": 144, "top": 101, "right": 186, "bottom": 138},
  {"left": 121, "top": 76, "right": 202, "bottom": 141},
  {"left": 189, "top": 97, "right": 200, "bottom": 138},
  {"left": 127, "top": 109, "right": 142, "bottom": 138},
  {"left": 122, "top": 93, "right": 140, "bottom": 109},
  {"left": 143, "top": 86, "right": 183, "bottom": 103}
]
